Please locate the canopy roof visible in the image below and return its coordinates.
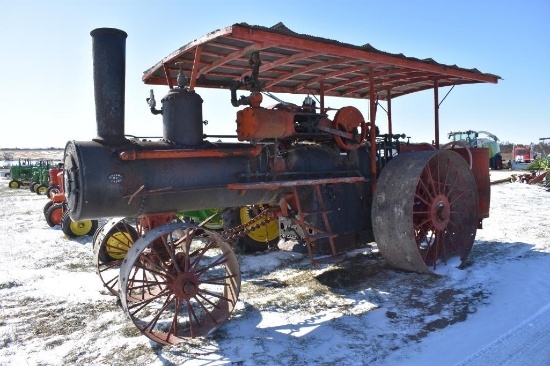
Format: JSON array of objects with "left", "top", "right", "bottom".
[{"left": 142, "top": 22, "right": 500, "bottom": 100}]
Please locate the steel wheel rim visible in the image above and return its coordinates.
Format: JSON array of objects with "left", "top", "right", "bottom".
[
  {"left": 373, "top": 150, "right": 478, "bottom": 274},
  {"left": 119, "top": 222, "right": 241, "bottom": 345},
  {"left": 94, "top": 218, "right": 140, "bottom": 297}
]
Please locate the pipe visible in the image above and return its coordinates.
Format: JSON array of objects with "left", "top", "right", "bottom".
[
  {"left": 230, "top": 80, "right": 249, "bottom": 107},
  {"left": 118, "top": 146, "right": 263, "bottom": 161},
  {"left": 90, "top": 28, "right": 128, "bottom": 145}
]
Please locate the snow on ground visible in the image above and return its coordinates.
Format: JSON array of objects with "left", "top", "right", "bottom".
[{"left": 0, "top": 171, "right": 549, "bottom": 366}]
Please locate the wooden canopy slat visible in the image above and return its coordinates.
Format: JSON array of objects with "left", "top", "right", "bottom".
[{"left": 142, "top": 22, "right": 500, "bottom": 100}]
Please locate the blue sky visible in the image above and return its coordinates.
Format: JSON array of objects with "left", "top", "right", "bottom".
[{"left": 0, "top": 0, "right": 548, "bottom": 148}]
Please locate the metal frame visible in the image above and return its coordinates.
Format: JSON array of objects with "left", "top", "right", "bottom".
[{"left": 142, "top": 22, "right": 500, "bottom": 184}]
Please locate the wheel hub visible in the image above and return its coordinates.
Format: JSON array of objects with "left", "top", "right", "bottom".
[
  {"left": 170, "top": 272, "right": 200, "bottom": 299},
  {"left": 430, "top": 194, "right": 450, "bottom": 230}
]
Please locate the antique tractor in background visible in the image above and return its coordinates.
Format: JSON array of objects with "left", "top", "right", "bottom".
[
  {"left": 8, "top": 159, "right": 54, "bottom": 192},
  {"left": 44, "top": 164, "right": 64, "bottom": 198},
  {"left": 29, "top": 165, "right": 51, "bottom": 195},
  {"left": 63, "top": 24, "right": 499, "bottom": 345},
  {"left": 8, "top": 159, "right": 38, "bottom": 189},
  {"left": 43, "top": 170, "right": 98, "bottom": 237}
]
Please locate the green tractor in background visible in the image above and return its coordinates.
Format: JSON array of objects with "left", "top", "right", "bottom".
[
  {"left": 8, "top": 159, "right": 36, "bottom": 188},
  {"left": 447, "top": 130, "right": 503, "bottom": 170},
  {"left": 29, "top": 164, "right": 52, "bottom": 195},
  {"left": 179, "top": 208, "right": 224, "bottom": 230}
]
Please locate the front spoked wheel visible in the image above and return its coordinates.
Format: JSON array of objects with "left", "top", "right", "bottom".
[
  {"left": 119, "top": 222, "right": 241, "bottom": 345},
  {"left": 93, "top": 217, "right": 140, "bottom": 297}
]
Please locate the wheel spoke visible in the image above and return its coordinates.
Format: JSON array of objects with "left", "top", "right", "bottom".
[
  {"left": 127, "top": 288, "right": 173, "bottom": 315},
  {"left": 186, "top": 300, "right": 199, "bottom": 338},
  {"left": 125, "top": 278, "right": 168, "bottom": 292},
  {"left": 195, "top": 252, "right": 229, "bottom": 276},
  {"left": 168, "top": 298, "right": 184, "bottom": 343},
  {"left": 198, "top": 288, "right": 234, "bottom": 303},
  {"left": 417, "top": 173, "right": 436, "bottom": 201},
  {"left": 424, "top": 163, "right": 438, "bottom": 196},
  {"left": 131, "top": 260, "right": 169, "bottom": 280},
  {"left": 126, "top": 264, "right": 167, "bottom": 301}
]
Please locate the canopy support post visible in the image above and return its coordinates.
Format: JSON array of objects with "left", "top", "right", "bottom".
[
  {"left": 320, "top": 80, "right": 325, "bottom": 113},
  {"left": 387, "top": 87, "right": 392, "bottom": 136},
  {"left": 369, "top": 68, "right": 377, "bottom": 189},
  {"left": 433, "top": 79, "right": 440, "bottom": 147}
]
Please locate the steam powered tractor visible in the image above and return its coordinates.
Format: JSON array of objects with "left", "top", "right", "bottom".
[{"left": 62, "top": 23, "right": 500, "bottom": 344}]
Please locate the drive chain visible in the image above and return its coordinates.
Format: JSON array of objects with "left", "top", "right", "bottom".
[{"left": 219, "top": 207, "right": 278, "bottom": 243}]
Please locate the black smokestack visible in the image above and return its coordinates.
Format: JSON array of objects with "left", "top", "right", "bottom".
[{"left": 90, "top": 28, "right": 128, "bottom": 144}]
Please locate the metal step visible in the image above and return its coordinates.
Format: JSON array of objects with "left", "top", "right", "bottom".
[
  {"left": 307, "top": 233, "right": 337, "bottom": 240},
  {"left": 302, "top": 209, "right": 333, "bottom": 216}
]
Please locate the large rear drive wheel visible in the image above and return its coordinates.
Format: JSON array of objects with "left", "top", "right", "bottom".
[
  {"left": 119, "top": 222, "right": 241, "bottom": 345},
  {"left": 8, "top": 180, "right": 20, "bottom": 189},
  {"left": 36, "top": 184, "right": 49, "bottom": 195},
  {"left": 372, "top": 150, "right": 478, "bottom": 274}
]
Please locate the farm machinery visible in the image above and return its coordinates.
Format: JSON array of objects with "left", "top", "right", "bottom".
[
  {"left": 447, "top": 130, "right": 503, "bottom": 170},
  {"left": 63, "top": 24, "right": 499, "bottom": 345},
  {"left": 29, "top": 165, "right": 52, "bottom": 195},
  {"left": 44, "top": 164, "right": 64, "bottom": 198},
  {"left": 8, "top": 159, "right": 49, "bottom": 189},
  {"left": 43, "top": 170, "right": 98, "bottom": 237}
]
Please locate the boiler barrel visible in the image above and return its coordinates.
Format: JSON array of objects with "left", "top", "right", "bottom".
[{"left": 63, "top": 140, "right": 279, "bottom": 220}]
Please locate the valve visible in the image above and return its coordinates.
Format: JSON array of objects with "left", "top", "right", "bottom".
[
  {"left": 176, "top": 68, "right": 188, "bottom": 88},
  {"left": 146, "top": 89, "right": 162, "bottom": 115}
]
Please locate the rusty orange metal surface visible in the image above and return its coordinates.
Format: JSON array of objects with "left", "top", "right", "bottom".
[
  {"left": 236, "top": 107, "right": 295, "bottom": 141},
  {"left": 452, "top": 147, "right": 490, "bottom": 221},
  {"left": 118, "top": 146, "right": 263, "bottom": 161}
]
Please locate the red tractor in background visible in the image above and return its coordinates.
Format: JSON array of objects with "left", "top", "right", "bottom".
[
  {"left": 44, "top": 164, "right": 64, "bottom": 198},
  {"left": 43, "top": 170, "right": 98, "bottom": 237}
]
